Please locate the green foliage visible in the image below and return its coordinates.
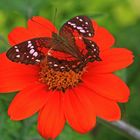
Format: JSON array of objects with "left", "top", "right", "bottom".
[{"left": 0, "top": 0, "right": 140, "bottom": 139}]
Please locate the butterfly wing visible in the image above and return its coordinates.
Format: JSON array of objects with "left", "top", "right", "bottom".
[
  {"left": 52, "top": 31, "right": 83, "bottom": 60},
  {"left": 57, "top": 15, "right": 95, "bottom": 60},
  {"left": 55, "top": 16, "right": 92, "bottom": 60},
  {"left": 60, "top": 15, "right": 94, "bottom": 38},
  {"left": 6, "top": 37, "right": 52, "bottom": 64},
  {"left": 83, "top": 38, "right": 101, "bottom": 62},
  {"left": 52, "top": 15, "right": 94, "bottom": 60},
  {"left": 45, "top": 16, "right": 96, "bottom": 72},
  {"left": 59, "top": 15, "right": 100, "bottom": 62}
]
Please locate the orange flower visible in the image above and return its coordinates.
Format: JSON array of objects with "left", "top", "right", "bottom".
[{"left": 0, "top": 16, "right": 133, "bottom": 139}]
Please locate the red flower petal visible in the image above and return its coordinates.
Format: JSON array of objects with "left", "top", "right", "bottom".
[
  {"left": 38, "top": 91, "right": 65, "bottom": 139},
  {"left": 84, "top": 73, "right": 130, "bottom": 102},
  {"left": 0, "top": 53, "right": 39, "bottom": 93},
  {"left": 81, "top": 86, "right": 121, "bottom": 121},
  {"left": 8, "top": 83, "right": 49, "bottom": 120},
  {"left": 88, "top": 48, "right": 134, "bottom": 73},
  {"left": 27, "top": 17, "right": 57, "bottom": 39},
  {"left": 64, "top": 87, "right": 96, "bottom": 133},
  {"left": 92, "top": 26, "right": 115, "bottom": 51},
  {"left": 8, "top": 27, "right": 35, "bottom": 46},
  {"left": 92, "top": 94, "right": 121, "bottom": 121},
  {"left": 31, "top": 16, "right": 57, "bottom": 33},
  {"left": 8, "top": 16, "right": 57, "bottom": 46}
]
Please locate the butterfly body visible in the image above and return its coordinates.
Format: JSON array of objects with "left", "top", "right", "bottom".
[{"left": 6, "top": 15, "right": 101, "bottom": 72}]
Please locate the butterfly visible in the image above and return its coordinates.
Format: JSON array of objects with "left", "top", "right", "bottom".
[{"left": 6, "top": 15, "right": 101, "bottom": 72}]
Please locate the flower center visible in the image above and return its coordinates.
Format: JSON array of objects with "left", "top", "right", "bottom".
[{"left": 39, "top": 58, "right": 86, "bottom": 92}]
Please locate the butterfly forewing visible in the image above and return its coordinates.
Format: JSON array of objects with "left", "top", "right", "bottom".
[
  {"left": 60, "top": 15, "right": 94, "bottom": 37},
  {"left": 6, "top": 37, "right": 51, "bottom": 64},
  {"left": 57, "top": 15, "right": 95, "bottom": 61}
]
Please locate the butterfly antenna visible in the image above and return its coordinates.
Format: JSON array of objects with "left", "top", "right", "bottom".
[{"left": 53, "top": 8, "right": 58, "bottom": 26}]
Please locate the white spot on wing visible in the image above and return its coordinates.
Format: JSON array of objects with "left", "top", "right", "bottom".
[
  {"left": 30, "top": 46, "right": 34, "bottom": 49},
  {"left": 30, "top": 49, "right": 35, "bottom": 54},
  {"left": 28, "top": 44, "right": 32, "bottom": 47},
  {"left": 49, "top": 61, "right": 52, "bottom": 64},
  {"left": 33, "top": 52, "right": 38, "bottom": 57},
  {"left": 77, "top": 26, "right": 83, "bottom": 30},
  {"left": 54, "top": 64, "right": 58, "bottom": 67},
  {"left": 35, "top": 59, "right": 40, "bottom": 62},
  {"left": 70, "top": 23, "right": 75, "bottom": 26},
  {"left": 16, "top": 49, "right": 19, "bottom": 52},
  {"left": 16, "top": 55, "right": 20, "bottom": 58},
  {"left": 60, "top": 66, "right": 65, "bottom": 69},
  {"left": 88, "top": 33, "right": 92, "bottom": 36},
  {"left": 80, "top": 29, "right": 86, "bottom": 33}
]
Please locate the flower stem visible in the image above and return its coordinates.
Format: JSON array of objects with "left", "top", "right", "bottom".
[{"left": 98, "top": 119, "right": 140, "bottom": 140}]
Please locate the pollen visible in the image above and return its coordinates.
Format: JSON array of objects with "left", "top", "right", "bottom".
[{"left": 39, "top": 59, "right": 85, "bottom": 92}]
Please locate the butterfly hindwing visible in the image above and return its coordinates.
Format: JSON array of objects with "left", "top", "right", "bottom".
[
  {"left": 83, "top": 38, "right": 101, "bottom": 62},
  {"left": 6, "top": 37, "right": 51, "bottom": 64}
]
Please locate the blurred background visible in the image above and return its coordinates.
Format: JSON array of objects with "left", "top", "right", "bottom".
[{"left": 0, "top": 0, "right": 140, "bottom": 139}]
